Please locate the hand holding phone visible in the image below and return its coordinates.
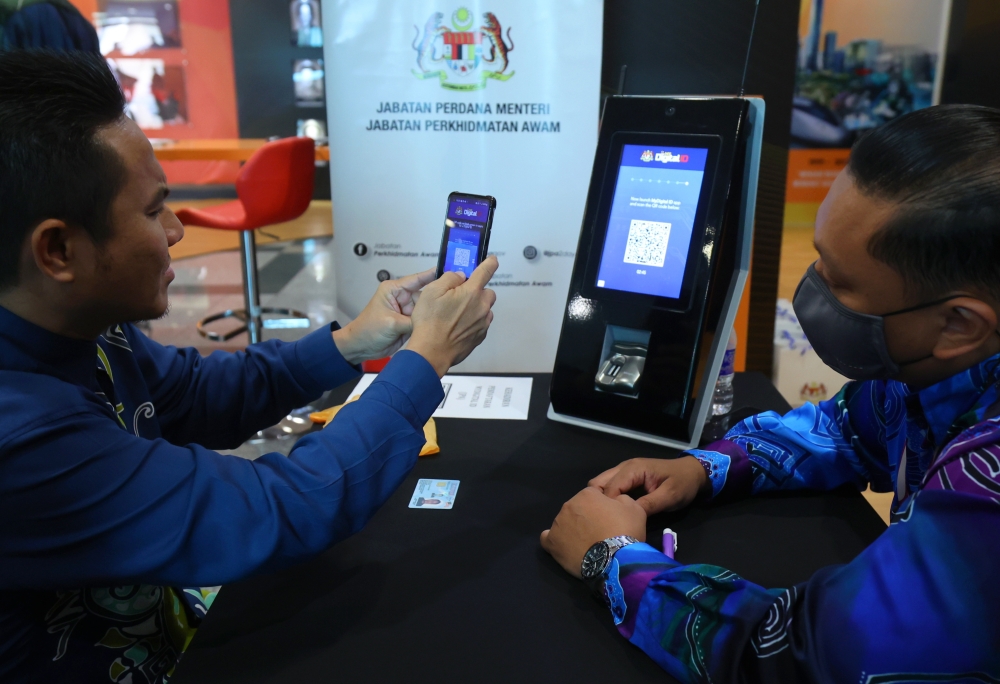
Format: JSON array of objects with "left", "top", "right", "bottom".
[
  {"left": 436, "top": 192, "right": 496, "bottom": 278},
  {"left": 410, "top": 255, "right": 499, "bottom": 376}
]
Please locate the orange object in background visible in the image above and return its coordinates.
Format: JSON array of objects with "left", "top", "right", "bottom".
[
  {"left": 308, "top": 401, "right": 440, "bottom": 457},
  {"left": 732, "top": 268, "right": 751, "bottom": 373},
  {"left": 785, "top": 148, "right": 850, "bottom": 204},
  {"left": 69, "top": 0, "right": 241, "bottom": 185}
]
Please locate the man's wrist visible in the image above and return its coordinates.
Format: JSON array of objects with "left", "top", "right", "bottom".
[
  {"left": 405, "top": 339, "right": 452, "bottom": 378},
  {"left": 681, "top": 455, "right": 713, "bottom": 496},
  {"left": 331, "top": 325, "right": 365, "bottom": 366}
]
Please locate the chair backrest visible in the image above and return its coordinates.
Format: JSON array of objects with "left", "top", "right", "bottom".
[{"left": 235, "top": 137, "right": 316, "bottom": 229}]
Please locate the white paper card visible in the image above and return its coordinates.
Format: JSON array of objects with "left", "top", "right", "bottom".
[{"left": 347, "top": 374, "right": 533, "bottom": 420}]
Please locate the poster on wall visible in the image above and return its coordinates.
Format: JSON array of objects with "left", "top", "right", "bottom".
[
  {"left": 108, "top": 58, "right": 188, "bottom": 128},
  {"left": 293, "top": 58, "right": 325, "bottom": 107},
  {"left": 787, "top": 0, "right": 952, "bottom": 206},
  {"left": 322, "top": 0, "right": 603, "bottom": 372},
  {"left": 290, "top": 0, "right": 323, "bottom": 47},
  {"left": 97, "top": 1, "right": 181, "bottom": 56}
]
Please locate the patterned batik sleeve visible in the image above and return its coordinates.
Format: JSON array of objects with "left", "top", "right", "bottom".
[
  {"left": 607, "top": 542, "right": 787, "bottom": 683},
  {"left": 607, "top": 484, "right": 1000, "bottom": 683},
  {"left": 686, "top": 380, "right": 892, "bottom": 499}
]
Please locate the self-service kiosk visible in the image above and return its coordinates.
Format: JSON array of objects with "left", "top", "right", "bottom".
[{"left": 548, "top": 95, "right": 764, "bottom": 450}]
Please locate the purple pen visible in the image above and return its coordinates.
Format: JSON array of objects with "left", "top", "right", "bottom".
[{"left": 662, "top": 528, "right": 678, "bottom": 560}]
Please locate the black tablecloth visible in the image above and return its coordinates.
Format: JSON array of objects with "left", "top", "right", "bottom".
[{"left": 173, "top": 373, "right": 886, "bottom": 683}]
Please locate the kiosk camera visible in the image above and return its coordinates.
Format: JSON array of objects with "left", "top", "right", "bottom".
[{"left": 548, "top": 96, "right": 764, "bottom": 450}]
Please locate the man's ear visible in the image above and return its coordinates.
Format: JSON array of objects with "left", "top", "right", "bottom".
[
  {"left": 933, "top": 297, "right": 999, "bottom": 360},
  {"left": 29, "top": 219, "right": 80, "bottom": 284}
]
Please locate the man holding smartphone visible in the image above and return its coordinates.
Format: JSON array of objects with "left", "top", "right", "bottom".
[{"left": 0, "top": 51, "right": 498, "bottom": 684}]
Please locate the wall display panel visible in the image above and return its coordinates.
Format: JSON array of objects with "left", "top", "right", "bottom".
[
  {"left": 108, "top": 58, "right": 188, "bottom": 128},
  {"left": 290, "top": 0, "right": 322, "bottom": 47},
  {"left": 786, "top": 0, "right": 951, "bottom": 206},
  {"left": 296, "top": 118, "right": 327, "bottom": 141},
  {"left": 293, "top": 58, "right": 325, "bottom": 107},
  {"left": 97, "top": 1, "right": 181, "bottom": 54},
  {"left": 791, "top": 0, "right": 951, "bottom": 151},
  {"left": 73, "top": 0, "right": 241, "bottom": 185},
  {"left": 228, "top": 0, "right": 329, "bottom": 199}
]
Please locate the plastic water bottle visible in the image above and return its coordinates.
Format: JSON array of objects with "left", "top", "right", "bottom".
[{"left": 711, "top": 329, "right": 737, "bottom": 416}]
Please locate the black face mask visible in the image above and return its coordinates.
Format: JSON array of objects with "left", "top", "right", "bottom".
[{"left": 792, "top": 263, "right": 960, "bottom": 381}]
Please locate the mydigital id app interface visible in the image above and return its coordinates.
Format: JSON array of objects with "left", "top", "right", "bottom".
[
  {"left": 595, "top": 144, "right": 709, "bottom": 299},
  {"left": 442, "top": 195, "right": 491, "bottom": 278}
]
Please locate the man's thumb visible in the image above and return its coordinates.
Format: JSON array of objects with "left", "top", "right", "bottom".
[
  {"left": 388, "top": 311, "right": 413, "bottom": 335},
  {"left": 636, "top": 486, "right": 681, "bottom": 515}
]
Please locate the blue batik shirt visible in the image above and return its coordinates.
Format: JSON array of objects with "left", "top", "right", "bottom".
[
  {"left": 0, "top": 306, "right": 443, "bottom": 684},
  {"left": 604, "top": 356, "right": 1000, "bottom": 683}
]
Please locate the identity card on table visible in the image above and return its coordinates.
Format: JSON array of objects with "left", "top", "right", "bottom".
[
  {"left": 409, "top": 479, "right": 460, "bottom": 509},
  {"left": 349, "top": 374, "right": 532, "bottom": 420}
]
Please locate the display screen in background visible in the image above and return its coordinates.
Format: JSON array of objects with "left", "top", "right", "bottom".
[
  {"left": 441, "top": 195, "right": 491, "bottom": 277},
  {"left": 595, "top": 144, "right": 709, "bottom": 299}
]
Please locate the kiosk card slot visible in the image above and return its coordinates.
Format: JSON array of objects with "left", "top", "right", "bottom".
[{"left": 595, "top": 325, "right": 650, "bottom": 398}]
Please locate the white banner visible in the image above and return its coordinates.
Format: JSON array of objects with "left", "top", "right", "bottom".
[{"left": 322, "top": 0, "right": 603, "bottom": 372}]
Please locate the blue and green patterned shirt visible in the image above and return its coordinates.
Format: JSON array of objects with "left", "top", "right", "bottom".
[{"left": 606, "top": 355, "right": 1000, "bottom": 682}]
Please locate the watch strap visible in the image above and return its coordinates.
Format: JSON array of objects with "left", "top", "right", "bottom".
[
  {"left": 582, "top": 535, "right": 639, "bottom": 590},
  {"left": 604, "top": 535, "right": 639, "bottom": 557}
]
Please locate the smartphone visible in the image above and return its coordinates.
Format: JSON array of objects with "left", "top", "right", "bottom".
[{"left": 435, "top": 192, "right": 496, "bottom": 278}]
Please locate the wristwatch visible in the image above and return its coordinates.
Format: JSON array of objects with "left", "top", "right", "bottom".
[{"left": 581, "top": 535, "right": 639, "bottom": 582}]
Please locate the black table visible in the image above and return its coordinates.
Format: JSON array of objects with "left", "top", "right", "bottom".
[{"left": 173, "top": 373, "right": 886, "bottom": 683}]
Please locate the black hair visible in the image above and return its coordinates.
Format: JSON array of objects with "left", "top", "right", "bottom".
[
  {"left": 0, "top": 50, "right": 127, "bottom": 290},
  {"left": 848, "top": 104, "right": 1000, "bottom": 301}
]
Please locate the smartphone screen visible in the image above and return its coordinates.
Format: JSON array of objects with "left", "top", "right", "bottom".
[{"left": 437, "top": 193, "right": 495, "bottom": 278}]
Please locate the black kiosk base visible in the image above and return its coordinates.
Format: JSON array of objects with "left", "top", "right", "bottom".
[{"left": 548, "top": 96, "right": 764, "bottom": 450}]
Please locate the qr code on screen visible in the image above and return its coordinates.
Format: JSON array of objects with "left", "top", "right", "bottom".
[
  {"left": 623, "top": 220, "right": 671, "bottom": 267},
  {"left": 454, "top": 248, "right": 471, "bottom": 268}
]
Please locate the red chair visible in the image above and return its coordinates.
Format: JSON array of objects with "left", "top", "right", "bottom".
[{"left": 175, "top": 137, "right": 316, "bottom": 344}]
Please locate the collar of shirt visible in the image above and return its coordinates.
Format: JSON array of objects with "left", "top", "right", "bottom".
[
  {"left": 0, "top": 305, "right": 99, "bottom": 389},
  {"left": 913, "top": 353, "right": 1000, "bottom": 447}
]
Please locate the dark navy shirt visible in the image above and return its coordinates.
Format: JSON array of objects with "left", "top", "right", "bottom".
[{"left": 0, "top": 306, "right": 443, "bottom": 683}]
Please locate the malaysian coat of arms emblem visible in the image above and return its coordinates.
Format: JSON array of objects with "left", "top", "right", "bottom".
[{"left": 412, "top": 7, "right": 514, "bottom": 90}]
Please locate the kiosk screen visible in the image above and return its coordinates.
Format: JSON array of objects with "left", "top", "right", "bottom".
[{"left": 595, "top": 144, "right": 709, "bottom": 300}]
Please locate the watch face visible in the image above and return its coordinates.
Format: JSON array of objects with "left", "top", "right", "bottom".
[{"left": 581, "top": 542, "right": 610, "bottom": 579}]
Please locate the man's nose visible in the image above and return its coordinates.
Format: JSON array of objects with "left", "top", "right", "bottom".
[{"left": 164, "top": 208, "right": 185, "bottom": 247}]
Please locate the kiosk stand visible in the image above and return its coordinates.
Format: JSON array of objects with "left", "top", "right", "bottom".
[{"left": 548, "top": 95, "right": 764, "bottom": 450}]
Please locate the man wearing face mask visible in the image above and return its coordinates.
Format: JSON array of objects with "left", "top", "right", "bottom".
[{"left": 540, "top": 104, "right": 1000, "bottom": 682}]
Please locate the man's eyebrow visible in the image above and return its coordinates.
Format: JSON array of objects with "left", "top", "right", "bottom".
[{"left": 145, "top": 184, "right": 170, "bottom": 210}]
